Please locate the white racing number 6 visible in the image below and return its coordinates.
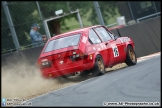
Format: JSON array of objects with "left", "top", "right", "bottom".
[{"left": 112, "top": 45, "right": 119, "bottom": 57}]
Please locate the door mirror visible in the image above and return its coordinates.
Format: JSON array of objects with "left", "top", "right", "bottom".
[{"left": 114, "top": 35, "right": 119, "bottom": 40}]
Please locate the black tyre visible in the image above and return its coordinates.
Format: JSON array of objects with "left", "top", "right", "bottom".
[
  {"left": 125, "top": 45, "right": 137, "bottom": 66},
  {"left": 91, "top": 55, "right": 105, "bottom": 76},
  {"left": 79, "top": 70, "right": 91, "bottom": 76}
]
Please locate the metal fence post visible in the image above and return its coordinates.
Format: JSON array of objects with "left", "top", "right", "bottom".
[
  {"left": 2, "top": 1, "right": 20, "bottom": 50},
  {"left": 93, "top": 1, "right": 105, "bottom": 26},
  {"left": 36, "top": 1, "right": 50, "bottom": 39},
  {"left": 77, "top": 9, "right": 83, "bottom": 28},
  {"left": 153, "top": 1, "right": 158, "bottom": 17},
  {"left": 128, "top": 1, "right": 135, "bottom": 20},
  {"left": 67, "top": 1, "right": 71, "bottom": 12}
]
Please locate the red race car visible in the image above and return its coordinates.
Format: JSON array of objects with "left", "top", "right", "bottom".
[{"left": 37, "top": 25, "right": 137, "bottom": 79}]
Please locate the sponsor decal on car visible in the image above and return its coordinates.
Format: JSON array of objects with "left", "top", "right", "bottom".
[
  {"left": 111, "top": 45, "right": 119, "bottom": 57},
  {"left": 82, "top": 36, "right": 87, "bottom": 44},
  {"left": 119, "top": 38, "right": 123, "bottom": 43},
  {"left": 123, "top": 38, "right": 131, "bottom": 42},
  {"left": 60, "top": 60, "right": 64, "bottom": 64},
  {"left": 119, "top": 38, "right": 130, "bottom": 43}
]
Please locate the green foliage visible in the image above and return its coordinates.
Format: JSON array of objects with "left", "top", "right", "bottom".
[
  {"left": 95, "top": 1, "right": 120, "bottom": 25},
  {"left": 1, "top": 6, "right": 15, "bottom": 52},
  {"left": 8, "top": 2, "right": 40, "bottom": 46},
  {"left": 39, "top": 1, "right": 69, "bottom": 18},
  {"left": 2, "top": 1, "right": 121, "bottom": 54}
]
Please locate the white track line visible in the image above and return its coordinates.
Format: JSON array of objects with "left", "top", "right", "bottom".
[{"left": 137, "top": 52, "right": 160, "bottom": 62}]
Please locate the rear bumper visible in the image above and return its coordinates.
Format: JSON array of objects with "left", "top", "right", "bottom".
[{"left": 40, "top": 62, "right": 94, "bottom": 78}]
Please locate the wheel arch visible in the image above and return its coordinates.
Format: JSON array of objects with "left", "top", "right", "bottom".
[
  {"left": 126, "top": 43, "right": 134, "bottom": 51},
  {"left": 93, "top": 53, "right": 105, "bottom": 66}
]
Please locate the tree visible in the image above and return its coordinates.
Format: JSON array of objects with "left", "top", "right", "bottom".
[
  {"left": 2, "top": 1, "right": 120, "bottom": 53},
  {"left": 39, "top": 1, "right": 70, "bottom": 35},
  {"left": 7, "top": 1, "right": 40, "bottom": 47}
]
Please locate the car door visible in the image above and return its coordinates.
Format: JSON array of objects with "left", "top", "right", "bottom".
[
  {"left": 106, "top": 28, "right": 126, "bottom": 62},
  {"left": 87, "top": 29, "right": 108, "bottom": 66},
  {"left": 93, "top": 26, "right": 123, "bottom": 66}
]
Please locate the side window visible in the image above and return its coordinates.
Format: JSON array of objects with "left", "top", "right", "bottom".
[
  {"left": 107, "top": 30, "right": 115, "bottom": 40},
  {"left": 94, "top": 27, "right": 112, "bottom": 42},
  {"left": 89, "top": 29, "right": 101, "bottom": 44}
]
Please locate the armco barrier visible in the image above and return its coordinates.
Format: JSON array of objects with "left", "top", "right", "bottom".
[
  {"left": 1, "top": 46, "right": 44, "bottom": 67},
  {"left": 1, "top": 17, "right": 161, "bottom": 66},
  {"left": 109, "top": 29, "right": 120, "bottom": 37},
  {"left": 19, "top": 46, "right": 44, "bottom": 65},
  {"left": 108, "top": 25, "right": 125, "bottom": 37},
  {"left": 1, "top": 51, "right": 23, "bottom": 67},
  {"left": 117, "top": 17, "right": 160, "bottom": 58}
]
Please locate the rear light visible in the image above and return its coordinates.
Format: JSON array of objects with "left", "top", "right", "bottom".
[
  {"left": 76, "top": 54, "right": 79, "bottom": 57},
  {"left": 42, "top": 62, "right": 50, "bottom": 66},
  {"left": 72, "top": 54, "right": 80, "bottom": 58},
  {"left": 70, "top": 53, "right": 88, "bottom": 61},
  {"left": 41, "top": 58, "right": 51, "bottom": 68},
  {"left": 73, "top": 52, "right": 77, "bottom": 54}
]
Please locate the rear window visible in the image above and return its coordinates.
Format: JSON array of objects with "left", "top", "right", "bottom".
[{"left": 44, "top": 34, "right": 81, "bottom": 53}]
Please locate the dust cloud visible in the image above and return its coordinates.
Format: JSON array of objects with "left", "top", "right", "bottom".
[
  {"left": 2, "top": 55, "right": 127, "bottom": 100},
  {"left": 1, "top": 61, "right": 76, "bottom": 100}
]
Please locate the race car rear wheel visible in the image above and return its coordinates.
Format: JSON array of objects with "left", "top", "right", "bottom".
[
  {"left": 125, "top": 45, "right": 137, "bottom": 66},
  {"left": 92, "top": 55, "right": 105, "bottom": 76}
]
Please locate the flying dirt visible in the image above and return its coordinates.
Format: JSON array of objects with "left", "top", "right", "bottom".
[
  {"left": 1, "top": 61, "right": 77, "bottom": 100},
  {"left": 2, "top": 58, "right": 127, "bottom": 100}
]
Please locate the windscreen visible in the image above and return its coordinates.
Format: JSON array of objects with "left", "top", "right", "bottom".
[{"left": 44, "top": 34, "right": 81, "bottom": 53}]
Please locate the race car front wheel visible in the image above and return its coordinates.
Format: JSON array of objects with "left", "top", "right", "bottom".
[{"left": 125, "top": 45, "right": 137, "bottom": 66}]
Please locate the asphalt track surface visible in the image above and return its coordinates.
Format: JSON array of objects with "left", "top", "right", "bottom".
[{"left": 23, "top": 55, "right": 160, "bottom": 106}]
